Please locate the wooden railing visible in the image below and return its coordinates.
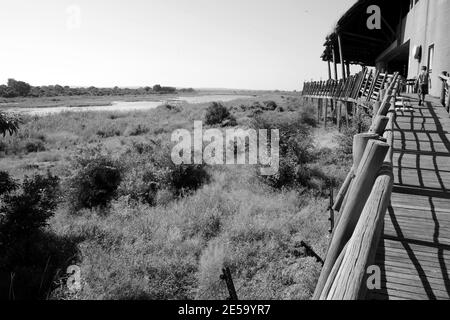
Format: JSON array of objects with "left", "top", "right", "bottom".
[
  {"left": 302, "top": 68, "right": 395, "bottom": 103},
  {"left": 301, "top": 69, "right": 396, "bottom": 130},
  {"left": 303, "top": 72, "right": 401, "bottom": 300}
]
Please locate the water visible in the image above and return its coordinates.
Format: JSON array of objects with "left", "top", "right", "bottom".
[{"left": 1, "top": 94, "right": 253, "bottom": 116}]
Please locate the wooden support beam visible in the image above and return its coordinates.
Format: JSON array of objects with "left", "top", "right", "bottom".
[
  {"left": 332, "top": 47, "right": 338, "bottom": 81},
  {"left": 317, "top": 98, "right": 322, "bottom": 124},
  {"left": 338, "top": 34, "right": 346, "bottom": 81},
  {"left": 328, "top": 61, "right": 332, "bottom": 80},
  {"left": 337, "top": 101, "right": 342, "bottom": 131}
]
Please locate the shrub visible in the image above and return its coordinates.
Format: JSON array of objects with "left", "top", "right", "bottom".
[
  {"left": 68, "top": 154, "right": 123, "bottom": 212},
  {"left": 204, "top": 102, "right": 235, "bottom": 126},
  {"left": 158, "top": 104, "right": 182, "bottom": 113},
  {"left": 300, "top": 106, "right": 317, "bottom": 127},
  {"left": 118, "top": 163, "right": 170, "bottom": 205},
  {"left": 0, "top": 172, "right": 80, "bottom": 300},
  {"left": 0, "top": 171, "right": 17, "bottom": 196},
  {"left": 119, "top": 142, "right": 210, "bottom": 205},
  {"left": 25, "top": 139, "right": 45, "bottom": 153},
  {"left": 96, "top": 125, "right": 122, "bottom": 138},
  {"left": 124, "top": 124, "right": 149, "bottom": 137},
  {"left": 0, "top": 173, "right": 59, "bottom": 244},
  {"left": 169, "top": 164, "right": 210, "bottom": 196},
  {"left": 263, "top": 100, "right": 278, "bottom": 111},
  {"left": 252, "top": 115, "right": 317, "bottom": 189}
]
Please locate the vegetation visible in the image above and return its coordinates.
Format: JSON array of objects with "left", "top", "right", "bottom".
[
  {"left": 68, "top": 152, "right": 123, "bottom": 212},
  {"left": 0, "top": 79, "right": 184, "bottom": 98},
  {"left": 204, "top": 102, "right": 237, "bottom": 127},
  {"left": 0, "top": 112, "right": 21, "bottom": 137},
  {"left": 0, "top": 93, "right": 352, "bottom": 300}
]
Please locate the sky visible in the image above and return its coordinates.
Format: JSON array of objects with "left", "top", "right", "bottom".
[{"left": 0, "top": 0, "right": 357, "bottom": 91}]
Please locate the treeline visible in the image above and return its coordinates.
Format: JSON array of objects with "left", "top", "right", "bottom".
[{"left": 0, "top": 79, "right": 195, "bottom": 98}]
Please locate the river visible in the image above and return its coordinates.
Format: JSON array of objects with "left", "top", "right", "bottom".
[{"left": 1, "top": 94, "right": 254, "bottom": 116}]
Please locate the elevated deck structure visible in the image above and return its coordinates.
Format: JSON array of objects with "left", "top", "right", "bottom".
[{"left": 302, "top": 74, "right": 450, "bottom": 300}]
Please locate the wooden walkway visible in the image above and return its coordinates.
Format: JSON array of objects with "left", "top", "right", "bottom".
[{"left": 369, "top": 95, "right": 450, "bottom": 300}]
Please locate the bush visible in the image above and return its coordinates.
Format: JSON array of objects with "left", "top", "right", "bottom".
[
  {"left": 0, "top": 172, "right": 80, "bottom": 300},
  {"left": 204, "top": 102, "right": 236, "bottom": 126},
  {"left": 0, "top": 172, "right": 60, "bottom": 264},
  {"left": 119, "top": 142, "right": 210, "bottom": 205},
  {"left": 252, "top": 115, "right": 318, "bottom": 189},
  {"left": 0, "top": 171, "right": 17, "bottom": 196},
  {"left": 96, "top": 124, "right": 122, "bottom": 138},
  {"left": 124, "top": 124, "right": 149, "bottom": 137},
  {"left": 68, "top": 154, "right": 123, "bottom": 212},
  {"left": 25, "top": 139, "right": 45, "bottom": 153},
  {"left": 169, "top": 164, "right": 210, "bottom": 196},
  {"left": 263, "top": 100, "right": 278, "bottom": 111},
  {"left": 118, "top": 162, "right": 170, "bottom": 205},
  {"left": 0, "top": 141, "right": 7, "bottom": 153},
  {"left": 300, "top": 106, "right": 317, "bottom": 127}
]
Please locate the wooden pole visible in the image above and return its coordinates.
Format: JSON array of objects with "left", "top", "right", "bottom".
[
  {"left": 332, "top": 47, "right": 338, "bottom": 80},
  {"left": 324, "top": 99, "right": 328, "bottom": 128},
  {"left": 329, "top": 187, "right": 335, "bottom": 234},
  {"left": 317, "top": 98, "right": 322, "bottom": 124},
  {"left": 337, "top": 101, "right": 342, "bottom": 131},
  {"left": 338, "top": 34, "right": 346, "bottom": 81},
  {"left": 345, "top": 102, "right": 350, "bottom": 128},
  {"left": 221, "top": 267, "right": 238, "bottom": 300},
  {"left": 328, "top": 60, "right": 332, "bottom": 80},
  {"left": 313, "top": 139, "right": 389, "bottom": 299}
]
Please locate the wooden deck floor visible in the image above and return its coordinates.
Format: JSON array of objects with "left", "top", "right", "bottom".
[{"left": 368, "top": 95, "right": 450, "bottom": 300}]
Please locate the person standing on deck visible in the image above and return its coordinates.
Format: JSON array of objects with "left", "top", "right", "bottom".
[
  {"left": 440, "top": 72, "right": 450, "bottom": 113},
  {"left": 416, "top": 66, "right": 430, "bottom": 106}
]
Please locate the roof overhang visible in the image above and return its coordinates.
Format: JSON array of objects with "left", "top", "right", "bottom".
[{"left": 322, "top": 0, "right": 410, "bottom": 65}]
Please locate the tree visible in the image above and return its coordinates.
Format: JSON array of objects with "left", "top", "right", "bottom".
[
  {"left": 7, "top": 79, "right": 31, "bottom": 97},
  {"left": 153, "top": 84, "right": 162, "bottom": 92},
  {"left": 0, "top": 112, "right": 21, "bottom": 136}
]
